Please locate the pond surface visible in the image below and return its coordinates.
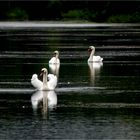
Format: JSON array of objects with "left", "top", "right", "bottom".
[{"left": 0, "top": 22, "right": 140, "bottom": 139}]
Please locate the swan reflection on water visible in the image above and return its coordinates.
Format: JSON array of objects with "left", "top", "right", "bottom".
[
  {"left": 88, "top": 62, "right": 103, "bottom": 86},
  {"left": 31, "top": 90, "right": 57, "bottom": 114}
]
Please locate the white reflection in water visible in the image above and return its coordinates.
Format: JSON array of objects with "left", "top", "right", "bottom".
[
  {"left": 31, "top": 90, "right": 57, "bottom": 114},
  {"left": 88, "top": 62, "right": 103, "bottom": 86}
]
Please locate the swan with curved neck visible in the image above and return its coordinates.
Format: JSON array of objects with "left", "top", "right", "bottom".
[
  {"left": 40, "top": 68, "right": 57, "bottom": 90},
  {"left": 88, "top": 46, "right": 103, "bottom": 63},
  {"left": 49, "top": 50, "right": 60, "bottom": 64},
  {"left": 40, "top": 68, "right": 48, "bottom": 90},
  {"left": 31, "top": 68, "right": 57, "bottom": 91}
]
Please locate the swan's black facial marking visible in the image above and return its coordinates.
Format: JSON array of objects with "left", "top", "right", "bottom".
[
  {"left": 88, "top": 48, "right": 92, "bottom": 52},
  {"left": 40, "top": 68, "right": 48, "bottom": 81},
  {"left": 41, "top": 68, "right": 47, "bottom": 73}
]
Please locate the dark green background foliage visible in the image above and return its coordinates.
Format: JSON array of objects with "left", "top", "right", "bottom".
[{"left": 0, "top": 0, "right": 140, "bottom": 22}]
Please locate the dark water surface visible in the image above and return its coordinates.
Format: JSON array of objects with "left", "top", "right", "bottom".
[{"left": 0, "top": 22, "right": 140, "bottom": 139}]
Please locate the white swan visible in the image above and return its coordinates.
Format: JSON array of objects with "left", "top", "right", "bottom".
[
  {"left": 31, "top": 68, "right": 57, "bottom": 91},
  {"left": 31, "top": 90, "right": 57, "bottom": 111},
  {"left": 49, "top": 50, "right": 60, "bottom": 64},
  {"left": 40, "top": 68, "right": 57, "bottom": 90},
  {"left": 88, "top": 46, "right": 103, "bottom": 63}
]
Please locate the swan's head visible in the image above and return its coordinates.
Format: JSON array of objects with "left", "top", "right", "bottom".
[
  {"left": 54, "top": 51, "right": 59, "bottom": 55},
  {"left": 41, "top": 68, "right": 47, "bottom": 73},
  {"left": 31, "top": 74, "right": 38, "bottom": 80},
  {"left": 89, "top": 46, "right": 95, "bottom": 51},
  {"left": 40, "top": 68, "right": 48, "bottom": 77}
]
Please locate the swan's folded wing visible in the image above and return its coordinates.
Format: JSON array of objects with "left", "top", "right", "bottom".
[
  {"left": 47, "top": 74, "right": 58, "bottom": 89},
  {"left": 31, "top": 78, "right": 43, "bottom": 90},
  {"left": 49, "top": 57, "right": 55, "bottom": 64},
  {"left": 49, "top": 57, "right": 60, "bottom": 64},
  {"left": 93, "top": 56, "right": 103, "bottom": 62}
]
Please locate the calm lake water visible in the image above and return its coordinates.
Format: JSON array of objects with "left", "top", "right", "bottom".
[{"left": 0, "top": 22, "right": 140, "bottom": 139}]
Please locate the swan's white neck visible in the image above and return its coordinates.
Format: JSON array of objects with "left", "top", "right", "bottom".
[
  {"left": 56, "top": 53, "right": 59, "bottom": 58},
  {"left": 89, "top": 49, "right": 95, "bottom": 61},
  {"left": 43, "top": 71, "right": 48, "bottom": 90},
  {"left": 55, "top": 53, "right": 59, "bottom": 61}
]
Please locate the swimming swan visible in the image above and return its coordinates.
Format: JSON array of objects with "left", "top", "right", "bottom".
[
  {"left": 49, "top": 50, "right": 60, "bottom": 64},
  {"left": 88, "top": 46, "right": 103, "bottom": 63},
  {"left": 31, "top": 68, "right": 57, "bottom": 91}
]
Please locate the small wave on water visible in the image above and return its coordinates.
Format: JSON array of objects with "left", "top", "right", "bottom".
[
  {"left": 0, "top": 86, "right": 105, "bottom": 94},
  {"left": 56, "top": 86, "right": 106, "bottom": 93},
  {"left": 58, "top": 102, "right": 140, "bottom": 109},
  {"left": 0, "top": 88, "right": 34, "bottom": 94},
  {"left": 0, "top": 86, "right": 140, "bottom": 110}
]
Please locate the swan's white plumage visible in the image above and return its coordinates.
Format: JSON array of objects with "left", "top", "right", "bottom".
[
  {"left": 47, "top": 74, "right": 57, "bottom": 90},
  {"left": 31, "top": 74, "right": 43, "bottom": 90},
  {"left": 49, "top": 57, "right": 60, "bottom": 64},
  {"left": 49, "top": 63, "right": 60, "bottom": 77},
  {"left": 31, "top": 68, "right": 57, "bottom": 91},
  {"left": 49, "top": 50, "right": 60, "bottom": 64},
  {"left": 92, "top": 55, "right": 103, "bottom": 62},
  {"left": 88, "top": 46, "right": 103, "bottom": 63}
]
